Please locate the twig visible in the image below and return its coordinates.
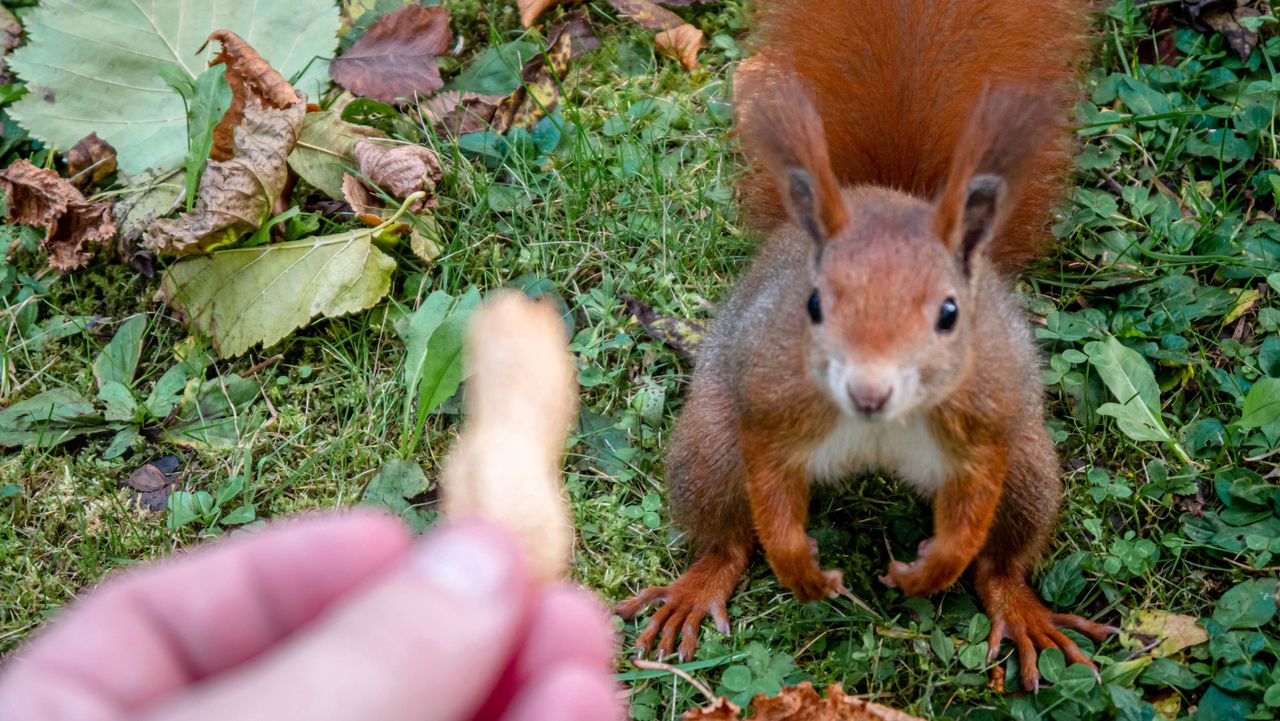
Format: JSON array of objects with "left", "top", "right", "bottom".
[{"left": 240, "top": 354, "right": 284, "bottom": 378}]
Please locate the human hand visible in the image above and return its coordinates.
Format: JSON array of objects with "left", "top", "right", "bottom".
[{"left": 0, "top": 512, "right": 622, "bottom": 721}]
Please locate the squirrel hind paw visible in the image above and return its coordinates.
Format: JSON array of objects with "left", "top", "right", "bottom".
[
  {"left": 622, "top": 587, "right": 731, "bottom": 662},
  {"left": 983, "top": 588, "right": 1116, "bottom": 693}
]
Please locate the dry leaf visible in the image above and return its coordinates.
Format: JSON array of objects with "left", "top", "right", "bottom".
[
  {"left": 341, "top": 171, "right": 382, "bottom": 221},
  {"left": 1124, "top": 610, "right": 1209, "bottom": 657},
  {"left": 353, "top": 139, "right": 442, "bottom": 212},
  {"left": 1185, "top": 0, "right": 1265, "bottom": 61},
  {"left": 64, "top": 133, "right": 118, "bottom": 190},
  {"left": 441, "top": 291, "right": 578, "bottom": 583},
  {"left": 547, "top": 10, "right": 601, "bottom": 58},
  {"left": 607, "top": 0, "right": 685, "bottom": 30},
  {"left": 144, "top": 98, "right": 306, "bottom": 254},
  {"left": 418, "top": 91, "right": 504, "bottom": 137},
  {"left": 656, "top": 23, "right": 703, "bottom": 71},
  {"left": 518, "top": 0, "right": 569, "bottom": 28},
  {"left": 683, "top": 682, "right": 925, "bottom": 721},
  {"left": 622, "top": 294, "right": 705, "bottom": 363},
  {"left": 122, "top": 456, "right": 181, "bottom": 513},
  {"left": 199, "top": 30, "right": 303, "bottom": 162},
  {"left": 330, "top": 5, "right": 451, "bottom": 104},
  {"left": 0, "top": 159, "right": 115, "bottom": 271},
  {"left": 493, "top": 29, "right": 573, "bottom": 132},
  {"left": 0, "top": 6, "right": 21, "bottom": 86}
]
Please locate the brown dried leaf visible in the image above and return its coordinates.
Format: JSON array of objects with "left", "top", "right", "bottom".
[
  {"left": 441, "top": 291, "right": 578, "bottom": 583},
  {"left": 547, "top": 10, "right": 601, "bottom": 59},
  {"left": 1183, "top": 1, "right": 1267, "bottom": 62},
  {"left": 122, "top": 456, "right": 181, "bottom": 513},
  {"left": 518, "top": 0, "right": 569, "bottom": 28},
  {"left": 144, "top": 98, "right": 306, "bottom": 255},
  {"left": 0, "top": 6, "right": 21, "bottom": 86},
  {"left": 656, "top": 23, "right": 703, "bottom": 71},
  {"left": 64, "top": 133, "right": 118, "bottom": 190},
  {"left": 330, "top": 5, "right": 451, "bottom": 104},
  {"left": 607, "top": 0, "right": 685, "bottom": 30},
  {"left": 622, "top": 294, "right": 705, "bottom": 363},
  {"left": 341, "top": 172, "right": 382, "bottom": 220},
  {"left": 0, "top": 159, "right": 114, "bottom": 271},
  {"left": 353, "top": 139, "right": 442, "bottom": 212},
  {"left": 418, "top": 91, "right": 504, "bottom": 137},
  {"left": 200, "top": 30, "right": 303, "bottom": 162},
  {"left": 493, "top": 29, "right": 573, "bottom": 133},
  {"left": 683, "top": 683, "right": 925, "bottom": 721}
]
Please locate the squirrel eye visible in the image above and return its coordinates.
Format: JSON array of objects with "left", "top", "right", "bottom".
[
  {"left": 807, "top": 289, "right": 822, "bottom": 324},
  {"left": 936, "top": 297, "right": 958, "bottom": 332}
]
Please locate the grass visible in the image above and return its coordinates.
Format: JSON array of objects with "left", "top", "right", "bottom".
[{"left": 3, "top": 0, "right": 1280, "bottom": 719}]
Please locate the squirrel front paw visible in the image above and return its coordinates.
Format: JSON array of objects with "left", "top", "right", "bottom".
[
  {"left": 779, "top": 565, "right": 846, "bottom": 603},
  {"left": 879, "top": 541, "right": 967, "bottom": 597}
]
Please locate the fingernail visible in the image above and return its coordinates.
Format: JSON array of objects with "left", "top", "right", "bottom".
[{"left": 413, "top": 524, "right": 516, "bottom": 600}]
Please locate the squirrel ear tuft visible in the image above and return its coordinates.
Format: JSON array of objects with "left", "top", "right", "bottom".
[
  {"left": 736, "top": 59, "right": 848, "bottom": 244},
  {"left": 954, "top": 174, "right": 1006, "bottom": 271}
]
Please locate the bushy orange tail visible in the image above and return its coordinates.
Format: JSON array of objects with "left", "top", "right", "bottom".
[{"left": 738, "top": 0, "right": 1090, "bottom": 272}]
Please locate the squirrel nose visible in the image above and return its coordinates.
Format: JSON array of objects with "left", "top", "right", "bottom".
[{"left": 849, "top": 384, "right": 892, "bottom": 415}]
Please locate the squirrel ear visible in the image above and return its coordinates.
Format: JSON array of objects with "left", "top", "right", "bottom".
[
  {"left": 736, "top": 60, "right": 848, "bottom": 244},
  {"left": 951, "top": 174, "right": 1006, "bottom": 270}
]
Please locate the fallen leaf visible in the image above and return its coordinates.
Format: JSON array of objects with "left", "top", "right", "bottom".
[
  {"left": 330, "top": 5, "right": 451, "bottom": 104},
  {"left": 123, "top": 456, "right": 182, "bottom": 512},
  {"left": 6, "top": 0, "right": 337, "bottom": 176},
  {"left": 622, "top": 295, "right": 705, "bottom": 363},
  {"left": 441, "top": 291, "right": 578, "bottom": 583},
  {"left": 0, "top": 6, "right": 20, "bottom": 86},
  {"left": 64, "top": 134, "right": 118, "bottom": 191},
  {"left": 353, "top": 139, "right": 442, "bottom": 211},
  {"left": 547, "top": 10, "right": 602, "bottom": 59},
  {"left": 144, "top": 97, "right": 306, "bottom": 254},
  {"left": 342, "top": 172, "right": 383, "bottom": 219},
  {"left": 493, "top": 28, "right": 573, "bottom": 133},
  {"left": 606, "top": 0, "right": 686, "bottom": 30},
  {"left": 518, "top": 0, "right": 569, "bottom": 28},
  {"left": 113, "top": 171, "right": 184, "bottom": 276},
  {"left": 1139, "top": 6, "right": 1182, "bottom": 66},
  {"left": 656, "top": 23, "right": 703, "bottom": 71},
  {"left": 682, "top": 682, "right": 925, "bottom": 721},
  {"left": 1185, "top": 0, "right": 1265, "bottom": 61},
  {"left": 289, "top": 97, "right": 386, "bottom": 201},
  {"left": 0, "top": 159, "right": 115, "bottom": 271},
  {"left": 656, "top": 0, "right": 716, "bottom": 5},
  {"left": 1123, "top": 610, "right": 1209, "bottom": 657},
  {"left": 158, "top": 199, "right": 414, "bottom": 357},
  {"left": 162, "top": 375, "right": 262, "bottom": 447},
  {"left": 418, "top": 91, "right": 505, "bottom": 137},
  {"left": 200, "top": 30, "right": 303, "bottom": 162}
]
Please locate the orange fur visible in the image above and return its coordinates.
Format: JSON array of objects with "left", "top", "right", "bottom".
[{"left": 739, "top": 0, "right": 1088, "bottom": 271}]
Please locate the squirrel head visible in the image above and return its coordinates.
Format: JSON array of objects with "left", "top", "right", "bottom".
[{"left": 736, "top": 62, "right": 1056, "bottom": 421}]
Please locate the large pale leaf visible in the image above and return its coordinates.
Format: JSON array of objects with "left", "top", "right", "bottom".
[
  {"left": 1085, "top": 335, "right": 1191, "bottom": 463},
  {"left": 159, "top": 222, "right": 399, "bottom": 358},
  {"left": 8, "top": 0, "right": 339, "bottom": 176},
  {"left": 0, "top": 388, "right": 109, "bottom": 447}
]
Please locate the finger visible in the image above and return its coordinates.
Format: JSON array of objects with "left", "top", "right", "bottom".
[
  {"left": 501, "top": 664, "right": 624, "bottom": 721},
  {"left": 137, "top": 520, "right": 532, "bottom": 721},
  {"left": 1, "top": 510, "right": 412, "bottom": 721},
  {"left": 471, "top": 583, "right": 618, "bottom": 719}
]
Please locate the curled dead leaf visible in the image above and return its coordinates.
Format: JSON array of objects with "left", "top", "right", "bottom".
[
  {"left": 683, "top": 682, "right": 925, "bottom": 721},
  {"left": 418, "top": 91, "right": 504, "bottom": 137},
  {"left": 656, "top": 23, "right": 703, "bottom": 71},
  {"left": 1184, "top": 0, "right": 1266, "bottom": 62},
  {"left": 607, "top": 0, "right": 685, "bottom": 30},
  {"left": 200, "top": 30, "right": 303, "bottom": 162},
  {"left": 622, "top": 294, "right": 705, "bottom": 363},
  {"left": 353, "top": 139, "right": 442, "bottom": 212},
  {"left": 0, "top": 159, "right": 115, "bottom": 271},
  {"left": 330, "top": 5, "right": 451, "bottom": 104},
  {"left": 547, "top": 10, "right": 602, "bottom": 59},
  {"left": 493, "top": 28, "right": 573, "bottom": 133},
  {"left": 64, "top": 133, "right": 118, "bottom": 190},
  {"left": 518, "top": 0, "right": 569, "bottom": 28},
  {"left": 144, "top": 98, "right": 306, "bottom": 255},
  {"left": 441, "top": 291, "right": 578, "bottom": 583},
  {"left": 341, "top": 172, "right": 382, "bottom": 221}
]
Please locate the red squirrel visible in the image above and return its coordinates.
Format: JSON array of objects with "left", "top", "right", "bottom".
[{"left": 615, "top": 0, "right": 1118, "bottom": 692}]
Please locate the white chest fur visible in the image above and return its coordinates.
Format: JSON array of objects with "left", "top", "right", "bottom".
[{"left": 805, "top": 412, "right": 955, "bottom": 495}]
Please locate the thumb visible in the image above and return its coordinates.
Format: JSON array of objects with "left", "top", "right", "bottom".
[{"left": 141, "top": 520, "right": 531, "bottom": 721}]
